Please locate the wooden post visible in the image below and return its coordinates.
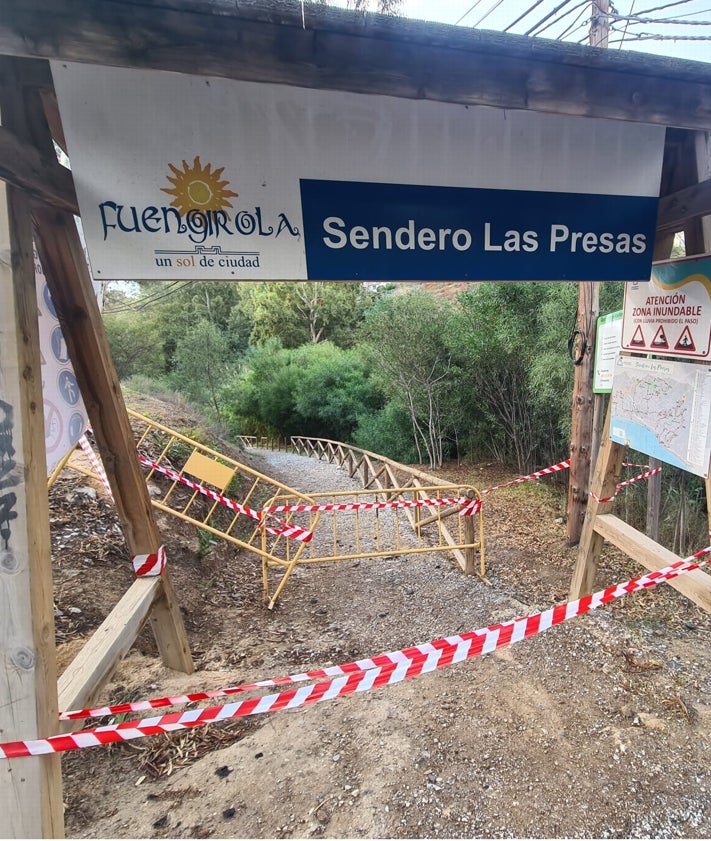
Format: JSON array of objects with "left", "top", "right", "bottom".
[
  {"left": 566, "top": 0, "right": 610, "bottom": 546},
  {"left": 589, "top": 0, "right": 610, "bottom": 48},
  {"left": 566, "top": 280, "right": 600, "bottom": 545},
  {"left": 0, "top": 169, "right": 64, "bottom": 836},
  {"left": 32, "top": 203, "right": 193, "bottom": 676},
  {"left": 9, "top": 60, "right": 193, "bottom": 683},
  {"left": 462, "top": 489, "right": 478, "bottom": 576},
  {"left": 645, "top": 457, "right": 662, "bottom": 541},
  {"left": 694, "top": 131, "right": 711, "bottom": 546},
  {"left": 589, "top": 391, "right": 606, "bottom": 483},
  {"left": 644, "top": 236, "right": 676, "bottom": 543},
  {"left": 570, "top": 400, "right": 625, "bottom": 597}
]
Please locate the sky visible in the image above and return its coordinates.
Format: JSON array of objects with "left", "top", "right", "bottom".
[{"left": 398, "top": 0, "right": 711, "bottom": 63}]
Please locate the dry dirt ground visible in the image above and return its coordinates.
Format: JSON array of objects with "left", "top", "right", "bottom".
[{"left": 49, "top": 397, "right": 711, "bottom": 839}]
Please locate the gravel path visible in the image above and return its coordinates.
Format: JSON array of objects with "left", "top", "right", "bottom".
[
  {"left": 61, "top": 444, "right": 711, "bottom": 839},
  {"left": 248, "top": 447, "right": 523, "bottom": 648}
]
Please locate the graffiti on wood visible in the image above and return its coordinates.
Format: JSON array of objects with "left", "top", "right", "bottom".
[{"left": 0, "top": 399, "right": 19, "bottom": 565}]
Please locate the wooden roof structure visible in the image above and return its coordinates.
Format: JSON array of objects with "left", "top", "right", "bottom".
[{"left": 0, "top": 2, "right": 710, "bottom": 837}]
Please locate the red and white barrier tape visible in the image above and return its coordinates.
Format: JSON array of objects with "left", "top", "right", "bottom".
[
  {"left": 138, "top": 456, "right": 313, "bottom": 544},
  {"left": 78, "top": 435, "right": 114, "bottom": 500},
  {"left": 263, "top": 496, "right": 481, "bottom": 517},
  {"left": 591, "top": 467, "right": 663, "bottom": 504},
  {"left": 477, "top": 458, "right": 660, "bottom": 507},
  {"left": 480, "top": 460, "right": 571, "bottom": 495},
  {"left": 4, "top": 545, "right": 707, "bottom": 758},
  {"left": 132, "top": 546, "right": 167, "bottom": 577}
]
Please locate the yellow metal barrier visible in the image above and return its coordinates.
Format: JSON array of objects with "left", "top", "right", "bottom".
[
  {"left": 286, "top": 435, "right": 486, "bottom": 581},
  {"left": 262, "top": 483, "right": 484, "bottom": 608},
  {"left": 56, "top": 418, "right": 485, "bottom": 608}
]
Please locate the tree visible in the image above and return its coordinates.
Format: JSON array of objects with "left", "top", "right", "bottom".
[
  {"left": 246, "top": 281, "right": 374, "bottom": 348},
  {"left": 221, "top": 340, "right": 382, "bottom": 441},
  {"left": 103, "top": 310, "right": 165, "bottom": 380},
  {"left": 293, "top": 342, "right": 382, "bottom": 441},
  {"left": 450, "top": 281, "right": 625, "bottom": 472},
  {"left": 360, "top": 290, "right": 456, "bottom": 469},
  {"left": 171, "top": 320, "right": 234, "bottom": 421}
]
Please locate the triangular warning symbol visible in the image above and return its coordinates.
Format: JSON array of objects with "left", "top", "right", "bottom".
[
  {"left": 674, "top": 326, "right": 696, "bottom": 352},
  {"left": 630, "top": 325, "right": 645, "bottom": 346},
  {"left": 651, "top": 325, "right": 669, "bottom": 348}
]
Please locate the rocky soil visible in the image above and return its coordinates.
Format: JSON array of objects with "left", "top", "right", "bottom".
[{"left": 49, "top": 399, "right": 711, "bottom": 839}]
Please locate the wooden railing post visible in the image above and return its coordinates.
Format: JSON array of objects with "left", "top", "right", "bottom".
[
  {"left": 16, "top": 62, "right": 193, "bottom": 684},
  {"left": 0, "top": 60, "right": 64, "bottom": 839},
  {"left": 462, "top": 489, "right": 478, "bottom": 576}
]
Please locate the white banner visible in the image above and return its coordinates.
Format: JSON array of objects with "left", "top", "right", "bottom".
[
  {"left": 35, "top": 248, "right": 89, "bottom": 475},
  {"left": 51, "top": 62, "right": 665, "bottom": 283}
]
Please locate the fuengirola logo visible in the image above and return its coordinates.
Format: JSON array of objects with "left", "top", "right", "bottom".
[
  {"left": 161, "top": 156, "right": 239, "bottom": 216},
  {"left": 97, "top": 155, "right": 300, "bottom": 247}
]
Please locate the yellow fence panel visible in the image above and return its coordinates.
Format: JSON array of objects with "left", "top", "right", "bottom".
[{"left": 56, "top": 420, "right": 485, "bottom": 608}]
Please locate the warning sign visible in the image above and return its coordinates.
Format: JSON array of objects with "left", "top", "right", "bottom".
[
  {"left": 675, "top": 326, "right": 696, "bottom": 353},
  {"left": 622, "top": 254, "right": 711, "bottom": 360},
  {"left": 651, "top": 325, "right": 668, "bottom": 349},
  {"left": 630, "top": 325, "right": 645, "bottom": 346}
]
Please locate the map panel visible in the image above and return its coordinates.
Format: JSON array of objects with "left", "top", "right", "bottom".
[{"left": 610, "top": 356, "right": 711, "bottom": 478}]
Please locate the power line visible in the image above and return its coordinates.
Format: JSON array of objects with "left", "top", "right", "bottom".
[
  {"left": 502, "top": 0, "right": 546, "bottom": 32},
  {"left": 104, "top": 281, "right": 195, "bottom": 314},
  {"left": 617, "top": 0, "right": 637, "bottom": 47},
  {"left": 608, "top": 29, "right": 711, "bottom": 37},
  {"left": 634, "top": 0, "right": 695, "bottom": 16},
  {"left": 470, "top": 0, "right": 508, "bottom": 28},
  {"left": 669, "top": 4, "right": 711, "bottom": 17},
  {"left": 525, "top": 0, "right": 580, "bottom": 36},
  {"left": 610, "top": 10, "right": 711, "bottom": 24},
  {"left": 532, "top": 0, "right": 589, "bottom": 37},
  {"left": 454, "top": 0, "right": 489, "bottom": 25},
  {"left": 553, "top": 3, "right": 591, "bottom": 38}
]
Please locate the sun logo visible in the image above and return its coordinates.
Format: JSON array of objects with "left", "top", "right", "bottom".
[{"left": 161, "top": 156, "right": 239, "bottom": 216}]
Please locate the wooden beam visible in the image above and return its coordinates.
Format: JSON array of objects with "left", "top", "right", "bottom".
[
  {"left": 657, "top": 178, "right": 711, "bottom": 235},
  {"left": 0, "top": 65, "right": 64, "bottom": 835},
  {"left": 594, "top": 514, "right": 711, "bottom": 613},
  {"left": 58, "top": 577, "right": 162, "bottom": 719},
  {"left": 39, "top": 90, "right": 68, "bottom": 155},
  {"left": 0, "top": 0, "right": 710, "bottom": 129},
  {"left": 6, "top": 59, "right": 194, "bottom": 677},
  {"left": 32, "top": 202, "right": 194, "bottom": 674},
  {"left": 570, "top": 402, "right": 626, "bottom": 598},
  {"left": 0, "top": 124, "right": 78, "bottom": 213}
]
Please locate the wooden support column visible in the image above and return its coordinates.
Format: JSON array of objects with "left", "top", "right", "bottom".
[
  {"left": 461, "top": 489, "right": 478, "bottom": 576},
  {"left": 644, "top": 224, "right": 678, "bottom": 542},
  {"left": 6, "top": 59, "right": 193, "bottom": 697},
  {"left": 32, "top": 203, "right": 193, "bottom": 677},
  {"left": 693, "top": 131, "right": 711, "bottom": 544},
  {"left": 0, "top": 131, "right": 63, "bottom": 841},
  {"left": 566, "top": 280, "right": 600, "bottom": 546},
  {"left": 570, "top": 401, "right": 625, "bottom": 598},
  {"left": 566, "top": 0, "right": 610, "bottom": 546}
]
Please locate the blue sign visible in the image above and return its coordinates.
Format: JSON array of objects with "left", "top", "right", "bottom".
[
  {"left": 57, "top": 370, "right": 80, "bottom": 406},
  {"left": 42, "top": 282, "right": 57, "bottom": 317},
  {"left": 50, "top": 325, "right": 70, "bottom": 363},
  {"left": 300, "top": 180, "right": 658, "bottom": 282},
  {"left": 68, "top": 412, "right": 86, "bottom": 444}
]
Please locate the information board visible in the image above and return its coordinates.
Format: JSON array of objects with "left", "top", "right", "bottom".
[
  {"left": 593, "top": 310, "right": 623, "bottom": 394},
  {"left": 51, "top": 62, "right": 665, "bottom": 283},
  {"left": 610, "top": 356, "right": 711, "bottom": 478}
]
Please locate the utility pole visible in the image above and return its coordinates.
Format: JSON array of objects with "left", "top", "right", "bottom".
[{"left": 565, "top": 0, "right": 610, "bottom": 545}]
